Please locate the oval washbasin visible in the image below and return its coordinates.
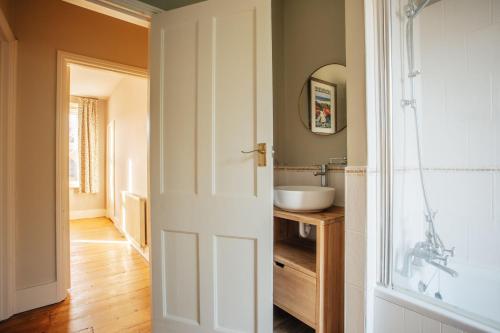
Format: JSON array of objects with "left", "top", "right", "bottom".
[{"left": 273, "top": 186, "right": 335, "bottom": 212}]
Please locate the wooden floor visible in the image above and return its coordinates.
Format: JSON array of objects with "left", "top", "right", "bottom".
[
  {"left": 273, "top": 306, "right": 315, "bottom": 333},
  {"left": 0, "top": 217, "right": 151, "bottom": 333}
]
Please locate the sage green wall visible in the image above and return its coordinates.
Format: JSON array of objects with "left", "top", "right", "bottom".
[
  {"left": 137, "top": 0, "right": 205, "bottom": 10},
  {"left": 273, "top": 0, "right": 347, "bottom": 166}
]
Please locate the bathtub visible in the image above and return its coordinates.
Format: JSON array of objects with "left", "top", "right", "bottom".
[{"left": 390, "top": 261, "right": 500, "bottom": 332}]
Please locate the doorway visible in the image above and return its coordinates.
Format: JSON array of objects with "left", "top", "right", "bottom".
[{"left": 55, "top": 52, "right": 151, "bottom": 331}]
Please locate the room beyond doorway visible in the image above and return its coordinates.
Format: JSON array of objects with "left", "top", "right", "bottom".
[{"left": 56, "top": 52, "right": 150, "bottom": 315}]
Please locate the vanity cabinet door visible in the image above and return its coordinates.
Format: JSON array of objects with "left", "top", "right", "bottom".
[{"left": 274, "top": 262, "right": 317, "bottom": 328}]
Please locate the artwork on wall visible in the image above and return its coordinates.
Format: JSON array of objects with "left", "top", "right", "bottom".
[{"left": 309, "top": 78, "right": 337, "bottom": 134}]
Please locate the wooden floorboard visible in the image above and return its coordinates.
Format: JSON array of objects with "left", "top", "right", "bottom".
[{"left": 0, "top": 217, "right": 151, "bottom": 333}]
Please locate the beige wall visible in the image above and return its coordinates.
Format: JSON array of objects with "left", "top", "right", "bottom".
[
  {"left": 273, "top": 0, "right": 346, "bottom": 166},
  {"left": 12, "top": 0, "right": 148, "bottom": 289},
  {"left": 69, "top": 99, "right": 107, "bottom": 214},
  {"left": 107, "top": 76, "right": 148, "bottom": 239},
  {"left": 345, "top": 0, "right": 367, "bottom": 166}
]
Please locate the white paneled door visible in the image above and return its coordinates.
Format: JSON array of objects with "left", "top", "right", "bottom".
[{"left": 149, "top": 0, "right": 274, "bottom": 332}]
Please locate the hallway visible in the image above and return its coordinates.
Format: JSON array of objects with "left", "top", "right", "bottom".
[{"left": 0, "top": 218, "right": 150, "bottom": 333}]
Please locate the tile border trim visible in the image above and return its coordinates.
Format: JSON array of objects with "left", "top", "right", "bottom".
[{"left": 345, "top": 166, "right": 368, "bottom": 174}]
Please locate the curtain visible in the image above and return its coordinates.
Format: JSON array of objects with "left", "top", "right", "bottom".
[{"left": 78, "top": 97, "right": 99, "bottom": 193}]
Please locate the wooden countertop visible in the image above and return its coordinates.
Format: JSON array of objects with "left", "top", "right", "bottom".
[{"left": 273, "top": 206, "right": 344, "bottom": 226}]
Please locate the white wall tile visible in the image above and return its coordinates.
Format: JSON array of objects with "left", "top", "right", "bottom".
[
  {"left": 421, "top": 316, "right": 441, "bottom": 333},
  {"left": 403, "top": 309, "right": 423, "bottom": 333},
  {"left": 494, "top": 70, "right": 500, "bottom": 167},
  {"left": 345, "top": 173, "right": 366, "bottom": 233},
  {"left": 392, "top": 170, "right": 427, "bottom": 272},
  {"left": 425, "top": 172, "right": 468, "bottom": 263},
  {"left": 419, "top": 2, "right": 500, "bottom": 167},
  {"left": 346, "top": 284, "right": 365, "bottom": 333},
  {"left": 346, "top": 230, "right": 366, "bottom": 288},
  {"left": 374, "top": 298, "right": 404, "bottom": 333},
  {"left": 444, "top": 172, "right": 492, "bottom": 221},
  {"left": 467, "top": 118, "right": 496, "bottom": 168},
  {"left": 468, "top": 214, "right": 500, "bottom": 269},
  {"left": 442, "top": 324, "right": 464, "bottom": 333},
  {"left": 374, "top": 296, "right": 476, "bottom": 333},
  {"left": 495, "top": 172, "right": 500, "bottom": 223},
  {"left": 422, "top": 171, "right": 496, "bottom": 268},
  {"left": 345, "top": 171, "right": 367, "bottom": 333}
]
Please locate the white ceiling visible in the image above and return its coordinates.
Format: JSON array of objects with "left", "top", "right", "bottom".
[{"left": 70, "top": 64, "right": 129, "bottom": 99}]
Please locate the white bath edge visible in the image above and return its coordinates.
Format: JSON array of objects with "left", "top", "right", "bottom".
[{"left": 374, "top": 287, "right": 500, "bottom": 333}]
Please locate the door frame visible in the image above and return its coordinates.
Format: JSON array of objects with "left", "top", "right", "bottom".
[
  {"left": 106, "top": 120, "right": 116, "bottom": 221},
  {"left": 0, "top": 8, "right": 17, "bottom": 321},
  {"left": 55, "top": 51, "right": 148, "bottom": 299}
]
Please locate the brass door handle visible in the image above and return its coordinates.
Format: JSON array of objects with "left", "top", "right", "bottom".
[
  {"left": 240, "top": 148, "right": 265, "bottom": 154},
  {"left": 241, "top": 143, "right": 266, "bottom": 167}
]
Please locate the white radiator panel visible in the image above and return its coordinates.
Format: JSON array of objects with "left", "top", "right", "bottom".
[{"left": 121, "top": 191, "right": 147, "bottom": 247}]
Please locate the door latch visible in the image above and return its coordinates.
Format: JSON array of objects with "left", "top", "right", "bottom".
[{"left": 241, "top": 143, "right": 266, "bottom": 167}]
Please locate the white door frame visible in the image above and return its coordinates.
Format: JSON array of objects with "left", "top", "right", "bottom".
[
  {"left": 0, "top": 8, "right": 17, "bottom": 321},
  {"left": 106, "top": 120, "right": 116, "bottom": 221},
  {"left": 55, "top": 51, "right": 148, "bottom": 300}
]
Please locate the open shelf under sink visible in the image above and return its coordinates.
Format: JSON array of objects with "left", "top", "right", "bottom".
[{"left": 274, "top": 239, "right": 316, "bottom": 277}]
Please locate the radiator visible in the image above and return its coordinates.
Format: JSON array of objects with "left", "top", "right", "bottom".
[{"left": 121, "top": 192, "right": 147, "bottom": 247}]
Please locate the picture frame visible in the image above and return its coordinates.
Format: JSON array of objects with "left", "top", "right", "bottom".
[{"left": 309, "top": 77, "right": 337, "bottom": 134}]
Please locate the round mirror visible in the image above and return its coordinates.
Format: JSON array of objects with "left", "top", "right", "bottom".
[{"left": 298, "top": 64, "right": 347, "bottom": 135}]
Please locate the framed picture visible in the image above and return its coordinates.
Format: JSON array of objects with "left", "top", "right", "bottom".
[{"left": 309, "top": 78, "right": 337, "bottom": 134}]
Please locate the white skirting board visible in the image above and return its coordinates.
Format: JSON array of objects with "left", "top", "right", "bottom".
[
  {"left": 125, "top": 234, "right": 150, "bottom": 262},
  {"left": 109, "top": 216, "right": 150, "bottom": 262},
  {"left": 70, "top": 209, "right": 107, "bottom": 220},
  {"left": 15, "top": 282, "right": 63, "bottom": 314}
]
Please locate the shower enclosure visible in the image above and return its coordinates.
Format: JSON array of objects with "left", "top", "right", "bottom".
[{"left": 389, "top": 0, "right": 500, "bottom": 329}]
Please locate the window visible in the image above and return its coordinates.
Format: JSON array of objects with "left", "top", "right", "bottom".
[{"left": 69, "top": 102, "right": 79, "bottom": 188}]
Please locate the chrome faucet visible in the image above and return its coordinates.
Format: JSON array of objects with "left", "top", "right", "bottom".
[
  {"left": 314, "top": 164, "right": 328, "bottom": 187},
  {"left": 404, "top": 237, "right": 458, "bottom": 278}
]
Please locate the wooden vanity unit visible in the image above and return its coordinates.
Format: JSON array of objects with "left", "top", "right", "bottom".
[{"left": 273, "top": 206, "right": 344, "bottom": 333}]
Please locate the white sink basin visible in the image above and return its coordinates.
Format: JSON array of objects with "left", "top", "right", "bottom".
[{"left": 274, "top": 186, "right": 335, "bottom": 212}]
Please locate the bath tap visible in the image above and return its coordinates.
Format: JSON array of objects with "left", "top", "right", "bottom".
[
  {"left": 428, "top": 260, "right": 458, "bottom": 278},
  {"left": 405, "top": 239, "right": 458, "bottom": 278}
]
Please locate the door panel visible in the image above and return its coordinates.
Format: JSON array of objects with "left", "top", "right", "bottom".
[
  {"left": 162, "top": 230, "right": 200, "bottom": 325},
  {"left": 214, "top": 236, "right": 256, "bottom": 332},
  {"left": 150, "top": 0, "right": 273, "bottom": 332},
  {"left": 213, "top": 9, "right": 257, "bottom": 197},
  {"left": 163, "top": 21, "right": 198, "bottom": 194}
]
